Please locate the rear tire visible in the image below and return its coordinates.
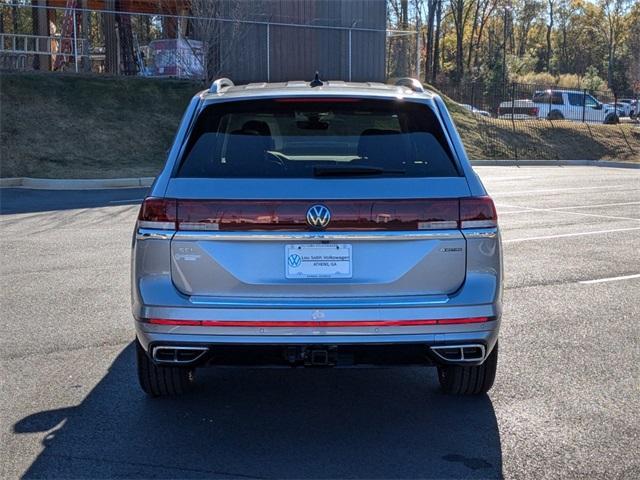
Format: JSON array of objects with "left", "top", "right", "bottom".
[
  {"left": 437, "top": 342, "right": 498, "bottom": 395},
  {"left": 547, "top": 110, "right": 564, "bottom": 120},
  {"left": 604, "top": 113, "right": 619, "bottom": 124},
  {"left": 136, "top": 339, "right": 194, "bottom": 397}
]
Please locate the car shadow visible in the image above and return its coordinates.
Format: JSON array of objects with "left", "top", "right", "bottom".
[{"left": 14, "top": 343, "right": 503, "bottom": 479}]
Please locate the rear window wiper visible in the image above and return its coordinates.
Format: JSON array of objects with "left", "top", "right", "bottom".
[{"left": 313, "top": 165, "right": 406, "bottom": 177}]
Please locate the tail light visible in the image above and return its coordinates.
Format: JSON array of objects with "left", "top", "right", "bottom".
[
  {"left": 137, "top": 197, "right": 497, "bottom": 231},
  {"left": 460, "top": 196, "right": 497, "bottom": 229},
  {"left": 529, "top": 107, "right": 539, "bottom": 116},
  {"left": 138, "top": 198, "right": 177, "bottom": 229}
]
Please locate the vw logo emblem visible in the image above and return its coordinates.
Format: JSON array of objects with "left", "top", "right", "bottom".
[
  {"left": 306, "top": 204, "right": 331, "bottom": 229},
  {"left": 288, "top": 254, "right": 302, "bottom": 267}
]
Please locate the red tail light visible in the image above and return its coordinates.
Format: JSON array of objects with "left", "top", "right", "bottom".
[
  {"left": 460, "top": 196, "right": 497, "bottom": 229},
  {"left": 175, "top": 199, "right": 459, "bottom": 231},
  {"left": 137, "top": 198, "right": 497, "bottom": 231},
  {"left": 147, "top": 317, "right": 490, "bottom": 327},
  {"left": 529, "top": 107, "right": 539, "bottom": 116},
  {"left": 138, "top": 198, "right": 177, "bottom": 229}
]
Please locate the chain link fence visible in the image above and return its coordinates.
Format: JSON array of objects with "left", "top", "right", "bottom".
[
  {"left": 437, "top": 80, "right": 640, "bottom": 160},
  {"left": 0, "top": 3, "right": 418, "bottom": 83}
]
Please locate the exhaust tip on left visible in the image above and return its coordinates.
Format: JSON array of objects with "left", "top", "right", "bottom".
[{"left": 152, "top": 346, "right": 209, "bottom": 364}]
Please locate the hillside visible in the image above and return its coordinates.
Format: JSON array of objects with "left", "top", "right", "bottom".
[
  {"left": 1, "top": 72, "right": 200, "bottom": 178},
  {"left": 1, "top": 72, "right": 638, "bottom": 178}
]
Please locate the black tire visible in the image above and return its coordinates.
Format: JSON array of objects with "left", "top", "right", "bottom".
[
  {"left": 604, "top": 113, "right": 619, "bottom": 124},
  {"left": 547, "top": 110, "right": 564, "bottom": 120},
  {"left": 136, "top": 339, "right": 194, "bottom": 397},
  {"left": 437, "top": 342, "right": 498, "bottom": 395}
]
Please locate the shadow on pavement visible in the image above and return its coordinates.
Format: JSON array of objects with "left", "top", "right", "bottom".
[
  {"left": 14, "top": 343, "right": 502, "bottom": 479},
  {"left": 0, "top": 188, "right": 147, "bottom": 215}
]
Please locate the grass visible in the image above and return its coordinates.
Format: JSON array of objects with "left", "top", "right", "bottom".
[
  {"left": 430, "top": 83, "right": 640, "bottom": 163},
  {"left": 1, "top": 72, "right": 638, "bottom": 179},
  {"left": 1, "top": 71, "right": 203, "bottom": 178}
]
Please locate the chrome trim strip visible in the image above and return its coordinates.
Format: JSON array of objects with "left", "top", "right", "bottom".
[
  {"left": 189, "top": 295, "right": 450, "bottom": 307},
  {"left": 172, "top": 230, "right": 463, "bottom": 242},
  {"left": 461, "top": 220, "right": 497, "bottom": 229},
  {"left": 136, "top": 228, "right": 176, "bottom": 241},
  {"left": 462, "top": 228, "right": 498, "bottom": 239},
  {"left": 138, "top": 220, "right": 175, "bottom": 230}
]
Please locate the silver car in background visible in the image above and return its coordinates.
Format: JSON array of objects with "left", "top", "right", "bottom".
[{"left": 132, "top": 77, "right": 503, "bottom": 397}]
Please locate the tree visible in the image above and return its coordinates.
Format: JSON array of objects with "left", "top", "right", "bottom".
[
  {"left": 450, "top": 0, "right": 475, "bottom": 82},
  {"left": 545, "top": 0, "right": 555, "bottom": 72},
  {"left": 600, "top": 0, "right": 630, "bottom": 90}
]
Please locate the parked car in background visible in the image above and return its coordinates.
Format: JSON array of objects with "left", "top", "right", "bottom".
[
  {"left": 459, "top": 103, "right": 491, "bottom": 117},
  {"left": 132, "top": 77, "right": 503, "bottom": 397},
  {"left": 498, "top": 89, "right": 622, "bottom": 124},
  {"left": 617, "top": 98, "right": 638, "bottom": 119}
]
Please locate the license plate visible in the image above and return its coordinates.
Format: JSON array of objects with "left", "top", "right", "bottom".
[{"left": 285, "top": 244, "right": 352, "bottom": 279}]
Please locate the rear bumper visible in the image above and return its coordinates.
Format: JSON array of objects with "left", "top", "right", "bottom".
[{"left": 135, "top": 315, "right": 500, "bottom": 367}]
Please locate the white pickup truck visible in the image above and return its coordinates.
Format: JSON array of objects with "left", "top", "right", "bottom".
[{"left": 498, "top": 89, "right": 623, "bottom": 124}]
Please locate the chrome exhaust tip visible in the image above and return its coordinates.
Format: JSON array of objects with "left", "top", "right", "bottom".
[
  {"left": 430, "top": 344, "right": 486, "bottom": 363},
  {"left": 152, "top": 346, "right": 209, "bottom": 364}
]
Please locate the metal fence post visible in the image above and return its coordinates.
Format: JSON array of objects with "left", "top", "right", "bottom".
[
  {"left": 511, "top": 82, "right": 517, "bottom": 160},
  {"left": 266, "top": 23, "right": 270, "bottom": 82},
  {"left": 348, "top": 28, "right": 352, "bottom": 81},
  {"left": 415, "top": 30, "right": 420, "bottom": 79},
  {"left": 582, "top": 89, "right": 586, "bottom": 123},
  {"left": 470, "top": 81, "right": 475, "bottom": 110},
  {"left": 72, "top": 7, "right": 78, "bottom": 73}
]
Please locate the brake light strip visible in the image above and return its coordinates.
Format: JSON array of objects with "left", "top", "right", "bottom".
[{"left": 147, "top": 317, "right": 490, "bottom": 327}]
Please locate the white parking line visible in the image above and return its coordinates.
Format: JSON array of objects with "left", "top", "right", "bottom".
[
  {"left": 109, "top": 198, "right": 144, "bottom": 204},
  {"left": 482, "top": 176, "right": 534, "bottom": 181},
  {"left": 579, "top": 274, "right": 640, "bottom": 285},
  {"left": 504, "top": 226, "right": 640, "bottom": 243},
  {"left": 498, "top": 201, "right": 640, "bottom": 214},
  {"left": 491, "top": 185, "right": 626, "bottom": 196},
  {"left": 495, "top": 203, "right": 640, "bottom": 222}
]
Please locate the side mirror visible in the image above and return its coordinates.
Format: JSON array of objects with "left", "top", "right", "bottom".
[{"left": 593, "top": 103, "right": 603, "bottom": 110}]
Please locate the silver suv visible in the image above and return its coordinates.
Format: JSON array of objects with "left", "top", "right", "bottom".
[{"left": 132, "top": 77, "right": 503, "bottom": 396}]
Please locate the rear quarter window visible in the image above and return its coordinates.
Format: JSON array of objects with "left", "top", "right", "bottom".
[{"left": 176, "top": 98, "right": 460, "bottom": 178}]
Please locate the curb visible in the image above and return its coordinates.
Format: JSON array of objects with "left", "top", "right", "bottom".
[
  {"left": 471, "top": 159, "right": 640, "bottom": 169},
  {"left": 1, "top": 160, "right": 638, "bottom": 190},
  {"left": 0, "top": 176, "right": 155, "bottom": 190}
]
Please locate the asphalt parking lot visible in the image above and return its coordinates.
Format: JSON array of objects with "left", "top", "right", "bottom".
[{"left": 1, "top": 165, "right": 639, "bottom": 479}]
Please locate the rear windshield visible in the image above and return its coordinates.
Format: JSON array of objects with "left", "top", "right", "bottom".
[{"left": 176, "top": 98, "right": 460, "bottom": 178}]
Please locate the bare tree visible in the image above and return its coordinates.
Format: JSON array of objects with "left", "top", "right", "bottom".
[{"left": 190, "top": 0, "right": 258, "bottom": 82}]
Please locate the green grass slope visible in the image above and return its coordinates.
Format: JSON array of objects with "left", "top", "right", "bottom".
[
  {"left": 428, "top": 83, "right": 640, "bottom": 163},
  {"left": 1, "top": 72, "right": 201, "bottom": 178},
  {"left": 1, "top": 73, "right": 637, "bottom": 178}
]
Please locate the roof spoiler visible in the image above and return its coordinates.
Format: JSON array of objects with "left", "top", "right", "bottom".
[
  {"left": 209, "top": 78, "right": 234, "bottom": 93},
  {"left": 394, "top": 78, "right": 425, "bottom": 93}
]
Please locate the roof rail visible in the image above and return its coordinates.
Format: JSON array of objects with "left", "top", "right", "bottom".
[
  {"left": 209, "top": 78, "right": 234, "bottom": 93},
  {"left": 394, "top": 78, "right": 425, "bottom": 93}
]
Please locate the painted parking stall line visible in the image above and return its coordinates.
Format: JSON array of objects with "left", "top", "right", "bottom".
[
  {"left": 503, "top": 226, "right": 640, "bottom": 243},
  {"left": 495, "top": 203, "right": 640, "bottom": 222},
  {"left": 490, "top": 184, "right": 627, "bottom": 196},
  {"left": 578, "top": 274, "right": 640, "bottom": 285}
]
